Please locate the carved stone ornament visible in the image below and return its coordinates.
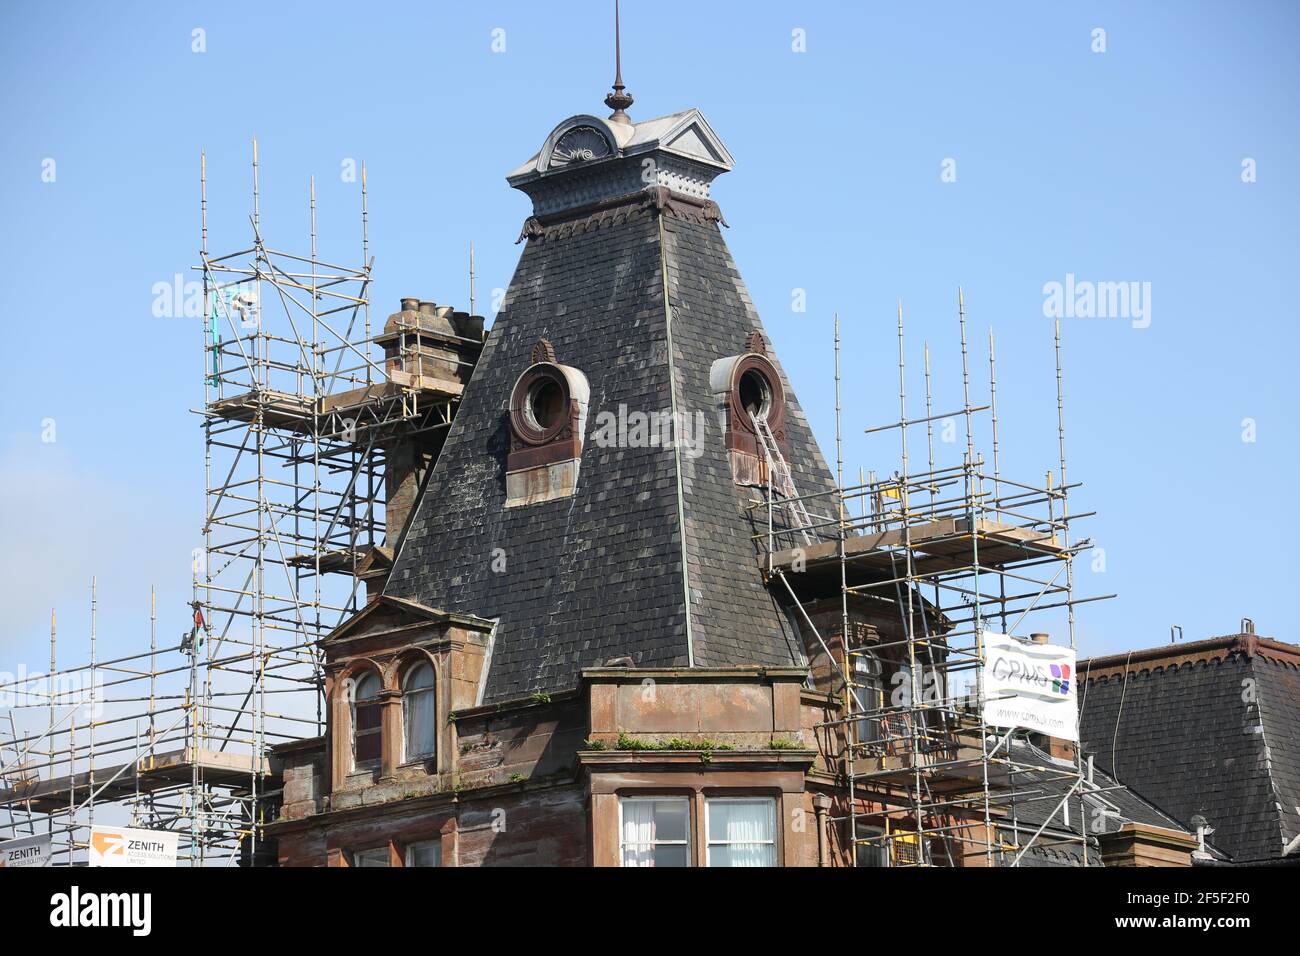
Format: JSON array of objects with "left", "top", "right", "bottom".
[
  {"left": 532, "top": 338, "right": 557, "bottom": 365},
  {"left": 550, "top": 126, "right": 612, "bottom": 167}
]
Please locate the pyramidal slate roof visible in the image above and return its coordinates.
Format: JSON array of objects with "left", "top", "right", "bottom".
[
  {"left": 1079, "top": 633, "right": 1300, "bottom": 864},
  {"left": 384, "top": 108, "right": 836, "bottom": 703}
]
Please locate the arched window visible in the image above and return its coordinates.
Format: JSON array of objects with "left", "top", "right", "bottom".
[
  {"left": 350, "top": 671, "right": 382, "bottom": 771},
  {"left": 402, "top": 662, "right": 437, "bottom": 762}
]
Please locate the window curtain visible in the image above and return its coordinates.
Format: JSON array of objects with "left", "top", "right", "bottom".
[
  {"left": 709, "top": 800, "right": 775, "bottom": 867},
  {"left": 621, "top": 800, "right": 655, "bottom": 867},
  {"left": 404, "top": 687, "right": 437, "bottom": 760}
]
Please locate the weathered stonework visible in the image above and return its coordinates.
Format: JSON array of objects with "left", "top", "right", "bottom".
[{"left": 258, "top": 104, "right": 1198, "bottom": 870}]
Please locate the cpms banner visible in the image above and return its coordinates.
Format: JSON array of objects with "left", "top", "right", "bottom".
[{"left": 982, "top": 632, "right": 1078, "bottom": 741}]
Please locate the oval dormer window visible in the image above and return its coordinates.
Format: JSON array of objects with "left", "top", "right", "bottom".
[
  {"left": 728, "top": 354, "right": 785, "bottom": 433},
  {"left": 525, "top": 376, "right": 566, "bottom": 432},
  {"left": 739, "top": 367, "right": 773, "bottom": 421},
  {"left": 505, "top": 339, "right": 590, "bottom": 507},
  {"left": 709, "top": 341, "right": 788, "bottom": 487},
  {"left": 510, "top": 364, "right": 571, "bottom": 445}
]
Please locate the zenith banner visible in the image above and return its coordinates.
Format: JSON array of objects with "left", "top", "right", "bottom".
[
  {"left": 981, "top": 632, "right": 1078, "bottom": 741},
  {"left": 88, "top": 826, "right": 178, "bottom": 868},
  {"left": 0, "top": 834, "right": 52, "bottom": 868}
]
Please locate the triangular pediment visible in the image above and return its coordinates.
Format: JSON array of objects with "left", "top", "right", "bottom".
[
  {"left": 665, "top": 125, "right": 720, "bottom": 163},
  {"left": 658, "top": 110, "right": 734, "bottom": 168},
  {"left": 324, "top": 595, "right": 491, "bottom": 645}
]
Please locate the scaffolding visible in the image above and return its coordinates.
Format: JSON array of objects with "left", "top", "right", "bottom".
[
  {"left": 758, "top": 297, "right": 1116, "bottom": 866},
  {"left": 0, "top": 139, "right": 1117, "bottom": 870},
  {"left": 0, "top": 144, "right": 479, "bottom": 864},
  {"left": 0, "top": 589, "right": 281, "bottom": 866}
]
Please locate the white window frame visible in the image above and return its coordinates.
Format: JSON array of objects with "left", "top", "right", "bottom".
[
  {"left": 618, "top": 796, "right": 692, "bottom": 868},
  {"left": 704, "top": 796, "right": 778, "bottom": 867},
  {"left": 351, "top": 846, "right": 390, "bottom": 867},
  {"left": 404, "top": 839, "right": 442, "bottom": 867}
]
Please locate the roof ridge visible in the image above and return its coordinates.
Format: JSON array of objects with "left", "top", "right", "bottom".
[{"left": 1081, "top": 633, "right": 1300, "bottom": 679}]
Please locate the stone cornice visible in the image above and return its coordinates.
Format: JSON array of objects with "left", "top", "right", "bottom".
[
  {"left": 577, "top": 750, "right": 815, "bottom": 771},
  {"left": 580, "top": 663, "right": 807, "bottom": 684},
  {"left": 517, "top": 185, "right": 726, "bottom": 243},
  {"left": 1080, "top": 634, "right": 1299, "bottom": 682}
]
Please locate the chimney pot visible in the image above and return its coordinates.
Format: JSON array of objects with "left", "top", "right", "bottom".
[
  {"left": 400, "top": 297, "right": 420, "bottom": 312},
  {"left": 1030, "top": 632, "right": 1050, "bottom": 645},
  {"left": 418, "top": 301, "right": 437, "bottom": 315}
]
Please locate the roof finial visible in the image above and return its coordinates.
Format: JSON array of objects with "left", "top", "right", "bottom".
[{"left": 604, "top": 0, "right": 634, "bottom": 124}]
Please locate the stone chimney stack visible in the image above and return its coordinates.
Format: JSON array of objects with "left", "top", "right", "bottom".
[
  {"left": 378, "top": 297, "right": 485, "bottom": 550},
  {"left": 346, "top": 296, "right": 485, "bottom": 603}
]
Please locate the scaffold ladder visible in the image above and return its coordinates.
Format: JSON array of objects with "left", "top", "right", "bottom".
[{"left": 752, "top": 412, "right": 816, "bottom": 546}]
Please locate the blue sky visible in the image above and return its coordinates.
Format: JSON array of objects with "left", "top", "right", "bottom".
[{"left": 1, "top": 0, "right": 1296, "bottom": 670}]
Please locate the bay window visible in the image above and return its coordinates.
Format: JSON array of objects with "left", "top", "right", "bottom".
[
  {"left": 705, "top": 797, "right": 777, "bottom": 867},
  {"left": 619, "top": 797, "right": 690, "bottom": 867}
]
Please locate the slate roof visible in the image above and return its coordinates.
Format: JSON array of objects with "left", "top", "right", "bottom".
[
  {"left": 1078, "top": 634, "right": 1300, "bottom": 864},
  {"left": 384, "top": 172, "right": 836, "bottom": 703},
  {"left": 995, "top": 739, "right": 1207, "bottom": 867}
]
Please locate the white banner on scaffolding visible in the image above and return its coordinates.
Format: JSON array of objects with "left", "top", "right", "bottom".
[
  {"left": 981, "top": 632, "right": 1078, "bottom": 742},
  {"left": 0, "top": 833, "right": 52, "bottom": 868},
  {"left": 88, "top": 826, "right": 178, "bottom": 868}
]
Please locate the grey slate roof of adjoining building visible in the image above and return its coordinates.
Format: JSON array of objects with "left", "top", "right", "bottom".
[
  {"left": 384, "top": 110, "right": 837, "bottom": 703},
  {"left": 995, "top": 739, "right": 1206, "bottom": 867},
  {"left": 1078, "top": 634, "right": 1300, "bottom": 864}
]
